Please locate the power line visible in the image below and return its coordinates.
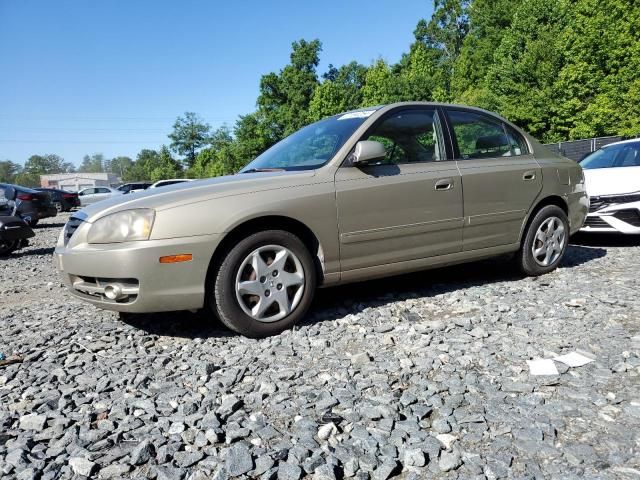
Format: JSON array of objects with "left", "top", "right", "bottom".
[
  {"left": 0, "top": 114, "right": 239, "bottom": 121},
  {"left": 0, "top": 140, "right": 166, "bottom": 144}
]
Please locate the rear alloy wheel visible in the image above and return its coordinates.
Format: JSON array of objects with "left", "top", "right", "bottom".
[
  {"left": 210, "top": 230, "right": 316, "bottom": 337},
  {"left": 517, "top": 205, "right": 569, "bottom": 276},
  {"left": 54, "top": 202, "right": 63, "bottom": 213}
]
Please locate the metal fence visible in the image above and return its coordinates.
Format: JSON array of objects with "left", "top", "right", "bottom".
[{"left": 543, "top": 136, "right": 627, "bottom": 162}]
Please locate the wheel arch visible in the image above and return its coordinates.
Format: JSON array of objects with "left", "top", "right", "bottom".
[
  {"left": 206, "top": 215, "right": 325, "bottom": 287},
  {"left": 519, "top": 195, "right": 569, "bottom": 244}
]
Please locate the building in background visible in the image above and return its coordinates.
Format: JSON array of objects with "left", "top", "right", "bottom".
[{"left": 40, "top": 173, "right": 120, "bottom": 192}]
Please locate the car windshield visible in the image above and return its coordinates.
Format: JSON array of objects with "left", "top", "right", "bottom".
[
  {"left": 580, "top": 142, "right": 640, "bottom": 169},
  {"left": 240, "top": 113, "right": 373, "bottom": 172}
]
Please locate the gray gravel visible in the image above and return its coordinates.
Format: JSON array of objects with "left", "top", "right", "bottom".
[{"left": 1, "top": 213, "right": 640, "bottom": 479}]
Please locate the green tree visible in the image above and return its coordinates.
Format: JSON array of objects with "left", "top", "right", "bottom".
[
  {"left": 309, "top": 62, "right": 368, "bottom": 120},
  {"left": 256, "top": 39, "right": 322, "bottom": 142},
  {"left": 552, "top": 0, "right": 640, "bottom": 139},
  {"left": 24, "top": 154, "right": 74, "bottom": 175},
  {"left": 148, "top": 146, "right": 182, "bottom": 182},
  {"left": 124, "top": 149, "right": 160, "bottom": 182},
  {"left": 0, "top": 160, "right": 22, "bottom": 183},
  {"left": 190, "top": 126, "right": 243, "bottom": 178},
  {"left": 168, "top": 112, "right": 212, "bottom": 168},
  {"left": 414, "top": 0, "right": 470, "bottom": 98},
  {"left": 79, "top": 153, "right": 107, "bottom": 173},
  {"left": 452, "top": 0, "right": 522, "bottom": 104},
  {"left": 486, "top": 0, "right": 568, "bottom": 141},
  {"left": 232, "top": 113, "right": 272, "bottom": 166},
  {"left": 108, "top": 156, "right": 134, "bottom": 178}
]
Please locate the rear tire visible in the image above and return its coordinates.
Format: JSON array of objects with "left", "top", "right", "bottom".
[
  {"left": 517, "top": 205, "right": 569, "bottom": 276},
  {"left": 209, "top": 230, "right": 317, "bottom": 338}
]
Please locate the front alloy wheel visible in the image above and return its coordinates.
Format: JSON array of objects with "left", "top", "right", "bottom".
[
  {"left": 210, "top": 230, "right": 316, "bottom": 337},
  {"left": 235, "top": 245, "right": 305, "bottom": 322}
]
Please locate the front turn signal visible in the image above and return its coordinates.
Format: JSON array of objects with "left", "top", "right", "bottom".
[{"left": 159, "top": 254, "right": 193, "bottom": 264}]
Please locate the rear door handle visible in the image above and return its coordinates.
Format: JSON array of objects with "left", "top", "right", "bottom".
[
  {"left": 435, "top": 178, "right": 454, "bottom": 191},
  {"left": 523, "top": 171, "right": 536, "bottom": 181}
]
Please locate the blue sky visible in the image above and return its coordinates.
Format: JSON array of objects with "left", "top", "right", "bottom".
[{"left": 0, "top": 0, "right": 432, "bottom": 166}]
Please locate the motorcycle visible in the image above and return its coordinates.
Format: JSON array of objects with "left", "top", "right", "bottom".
[{"left": 0, "top": 186, "right": 35, "bottom": 256}]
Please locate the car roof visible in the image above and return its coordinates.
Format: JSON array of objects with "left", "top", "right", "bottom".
[
  {"left": 0, "top": 183, "right": 40, "bottom": 193},
  {"left": 600, "top": 138, "right": 640, "bottom": 148}
]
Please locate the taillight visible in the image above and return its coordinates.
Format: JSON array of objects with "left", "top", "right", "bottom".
[
  {"left": 62, "top": 193, "right": 75, "bottom": 198},
  {"left": 17, "top": 194, "right": 34, "bottom": 201}
]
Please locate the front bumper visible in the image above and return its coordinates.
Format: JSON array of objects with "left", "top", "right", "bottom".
[
  {"left": 55, "top": 227, "right": 222, "bottom": 313},
  {"left": 580, "top": 201, "right": 640, "bottom": 234}
]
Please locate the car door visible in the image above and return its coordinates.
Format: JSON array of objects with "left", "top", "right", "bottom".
[
  {"left": 94, "top": 187, "right": 113, "bottom": 202},
  {"left": 335, "top": 107, "right": 464, "bottom": 272},
  {"left": 444, "top": 108, "right": 542, "bottom": 250},
  {"left": 78, "top": 188, "right": 94, "bottom": 205}
]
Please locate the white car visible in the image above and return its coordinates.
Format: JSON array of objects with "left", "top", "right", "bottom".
[
  {"left": 77, "top": 187, "right": 123, "bottom": 206},
  {"left": 148, "top": 179, "right": 193, "bottom": 189},
  {"left": 580, "top": 138, "right": 640, "bottom": 233}
]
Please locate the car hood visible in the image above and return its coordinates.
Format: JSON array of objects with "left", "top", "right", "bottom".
[
  {"left": 75, "top": 170, "right": 318, "bottom": 223},
  {"left": 583, "top": 166, "right": 640, "bottom": 197}
]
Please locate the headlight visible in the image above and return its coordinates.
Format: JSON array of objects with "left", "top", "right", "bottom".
[{"left": 87, "top": 209, "right": 155, "bottom": 244}]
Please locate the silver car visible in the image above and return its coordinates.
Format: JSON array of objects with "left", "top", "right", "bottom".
[
  {"left": 78, "top": 187, "right": 123, "bottom": 206},
  {"left": 55, "top": 103, "right": 588, "bottom": 337}
]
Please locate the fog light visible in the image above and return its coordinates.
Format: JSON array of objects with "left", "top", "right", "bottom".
[{"left": 104, "top": 284, "right": 123, "bottom": 300}]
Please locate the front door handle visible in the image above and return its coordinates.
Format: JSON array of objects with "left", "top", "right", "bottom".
[
  {"left": 435, "top": 178, "right": 454, "bottom": 191},
  {"left": 523, "top": 171, "right": 536, "bottom": 181}
]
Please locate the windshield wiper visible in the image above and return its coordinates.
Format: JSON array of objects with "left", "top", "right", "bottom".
[{"left": 241, "top": 168, "right": 285, "bottom": 174}]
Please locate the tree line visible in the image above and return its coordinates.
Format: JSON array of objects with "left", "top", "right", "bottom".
[{"left": 2, "top": 0, "right": 638, "bottom": 187}]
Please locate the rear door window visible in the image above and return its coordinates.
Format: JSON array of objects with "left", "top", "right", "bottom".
[{"left": 447, "top": 109, "right": 523, "bottom": 159}]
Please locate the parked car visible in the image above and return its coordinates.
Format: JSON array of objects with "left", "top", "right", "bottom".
[
  {"left": 77, "top": 186, "right": 123, "bottom": 206},
  {"left": 55, "top": 103, "right": 588, "bottom": 337},
  {"left": 0, "top": 186, "right": 35, "bottom": 255},
  {"left": 35, "top": 188, "right": 80, "bottom": 212},
  {"left": 579, "top": 138, "right": 640, "bottom": 234},
  {"left": 0, "top": 183, "right": 56, "bottom": 226},
  {"left": 148, "top": 179, "right": 193, "bottom": 189},
  {"left": 117, "top": 182, "right": 152, "bottom": 194}
]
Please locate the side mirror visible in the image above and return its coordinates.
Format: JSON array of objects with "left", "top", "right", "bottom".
[
  {"left": 350, "top": 140, "right": 387, "bottom": 166},
  {"left": 4, "top": 186, "right": 17, "bottom": 201}
]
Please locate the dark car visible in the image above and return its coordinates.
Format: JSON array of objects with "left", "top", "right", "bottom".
[
  {"left": 35, "top": 188, "right": 81, "bottom": 212},
  {"left": 0, "top": 183, "right": 56, "bottom": 226},
  {"left": 117, "top": 182, "right": 152, "bottom": 194}
]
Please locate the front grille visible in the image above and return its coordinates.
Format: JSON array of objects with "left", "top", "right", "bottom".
[
  {"left": 64, "top": 216, "right": 83, "bottom": 245},
  {"left": 583, "top": 216, "right": 610, "bottom": 228},
  {"left": 613, "top": 209, "right": 640, "bottom": 227},
  {"left": 589, "top": 197, "right": 608, "bottom": 213},
  {"left": 589, "top": 193, "right": 640, "bottom": 212}
]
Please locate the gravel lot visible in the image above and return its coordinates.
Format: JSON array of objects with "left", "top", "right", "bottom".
[{"left": 1, "top": 213, "right": 639, "bottom": 480}]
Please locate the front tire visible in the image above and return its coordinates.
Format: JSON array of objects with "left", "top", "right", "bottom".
[
  {"left": 0, "top": 240, "right": 19, "bottom": 256},
  {"left": 209, "top": 230, "right": 317, "bottom": 338},
  {"left": 517, "top": 205, "right": 569, "bottom": 276}
]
